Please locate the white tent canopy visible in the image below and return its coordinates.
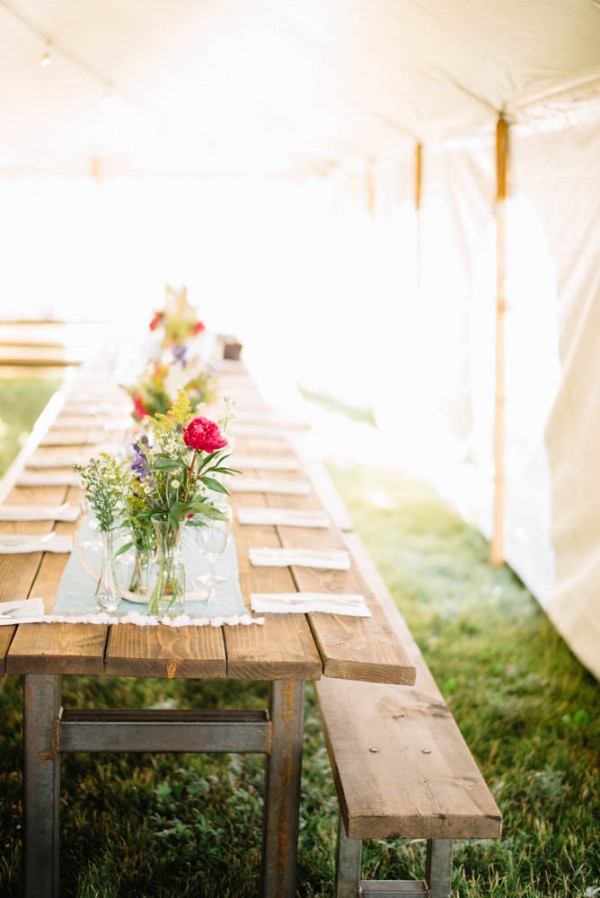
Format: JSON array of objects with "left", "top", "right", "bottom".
[
  {"left": 1, "top": 0, "right": 599, "bottom": 679},
  {"left": 1, "top": 0, "right": 599, "bottom": 175}
]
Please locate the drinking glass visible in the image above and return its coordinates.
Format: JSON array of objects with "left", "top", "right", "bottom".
[{"left": 194, "top": 503, "right": 232, "bottom": 601}]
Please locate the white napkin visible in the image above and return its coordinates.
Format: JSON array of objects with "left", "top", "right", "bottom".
[
  {"left": 231, "top": 478, "right": 310, "bottom": 495},
  {"left": 0, "top": 598, "right": 46, "bottom": 625},
  {"left": 0, "top": 534, "right": 73, "bottom": 554},
  {"left": 249, "top": 547, "right": 350, "bottom": 570},
  {"left": 238, "top": 508, "right": 330, "bottom": 528},
  {"left": 18, "top": 471, "right": 81, "bottom": 487},
  {"left": 61, "top": 404, "right": 124, "bottom": 416},
  {"left": 55, "top": 417, "right": 129, "bottom": 431},
  {"left": 250, "top": 592, "right": 370, "bottom": 617},
  {"left": 40, "top": 434, "right": 92, "bottom": 447},
  {"left": 27, "top": 455, "right": 89, "bottom": 469},
  {"left": 235, "top": 413, "right": 308, "bottom": 429},
  {"left": 230, "top": 424, "right": 288, "bottom": 440},
  {"left": 232, "top": 455, "right": 300, "bottom": 472},
  {"left": 0, "top": 503, "right": 80, "bottom": 522}
]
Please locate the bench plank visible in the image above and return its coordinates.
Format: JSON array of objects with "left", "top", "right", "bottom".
[{"left": 317, "top": 531, "right": 502, "bottom": 841}]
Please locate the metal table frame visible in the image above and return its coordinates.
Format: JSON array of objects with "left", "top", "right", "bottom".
[{"left": 23, "top": 673, "right": 306, "bottom": 898}]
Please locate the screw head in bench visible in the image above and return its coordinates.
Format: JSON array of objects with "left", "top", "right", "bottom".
[
  {"left": 369, "top": 747, "right": 379, "bottom": 753},
  {"left": 422, "top": 748, "right": 432, "bottom": 754}
]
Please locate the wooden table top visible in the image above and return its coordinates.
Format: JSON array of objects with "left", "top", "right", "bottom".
[{"left": 0, "top": 353, "right": 416, "bottom": 686}]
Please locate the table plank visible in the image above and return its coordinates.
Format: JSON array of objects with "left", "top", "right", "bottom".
[
  {"left": 225, "top": 500, "right": 322, "bottom": 680},
  {"left": 280, "top": 523, "right": 415, "bottom": 685},
  {"left": 6, "top": 490, "right": 108, "bottom": 675},
  {"left": 0, "top": 484, "right": 72, "bottom": 674},
  {"left": 105, "top": 623, "right": 227, "bottom": 678}
]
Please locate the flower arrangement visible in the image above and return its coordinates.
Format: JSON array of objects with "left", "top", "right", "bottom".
[
  {"left": 128, "top": 391, "right": 236, "bottom": 532},
  {"left": 123, "top": 359, "right": 215, "bottom": 422},
  {"left": 76, "top": 391, "right": 237, "bottom": 615},
  {"left": 125, "top": 285, "right": 215, "bottom": 422},
  {"left": 149, "top": 284, "right": 206, "bottom": 349}
]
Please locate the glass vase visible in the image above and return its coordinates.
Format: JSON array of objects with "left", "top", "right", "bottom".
[
  {"left": 128, "top": 545, "right": 152, "bottom": 599},
  {"left": 94, "top": 529, "right": 122, "bottom": 613},
  {"left": 147, "top": 519, "right": 186, "bottom": 616}
]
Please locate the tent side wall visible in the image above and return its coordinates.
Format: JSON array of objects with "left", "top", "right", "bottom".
[{"left": 410, "top": 113, "right": 600, "bottom": 679}]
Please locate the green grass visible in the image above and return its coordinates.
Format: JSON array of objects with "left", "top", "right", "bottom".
[
  {"left": 326, "top": 463, "right": 600, "bottom": 898},
  {"left": 0, "top": 391, "right": 598, "bottom": 897},
  {"left": 298, "top": 386, "right": 376, "bottom": 426},
  {"left": 0, "top": 374, "right": 61, "bottom": 476}
]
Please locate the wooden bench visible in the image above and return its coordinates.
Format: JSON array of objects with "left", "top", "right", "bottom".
[{"left": 316, "top": 531, "right": 502, "bottom": 898}]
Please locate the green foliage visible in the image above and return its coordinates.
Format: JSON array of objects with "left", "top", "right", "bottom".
[
  {"left": 75, "top": 453, "right": 127, "bottom": 532},
  {"left": 149, "top": 390, "right": 193, "bottom": 436},
  {"left": 0, "top": 375, "right": 61, "bottom": 476},
  {"left": 326, "top": 462, "right": 600, "bottom": 898}
]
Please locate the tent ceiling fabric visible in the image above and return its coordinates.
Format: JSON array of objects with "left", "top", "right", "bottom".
[{"left": 1, "top": 0, "right": 600, "bottom": 175}]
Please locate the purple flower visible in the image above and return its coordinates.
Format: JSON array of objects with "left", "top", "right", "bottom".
[
  {"left": 131, "top": 441, "right": 152, "bottom": 478},
  {"left": 171, "top": 343, "right": 188, "bottom": 367}
]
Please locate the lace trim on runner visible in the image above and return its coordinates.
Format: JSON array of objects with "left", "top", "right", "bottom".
[{"left": 36, "top": 611, "right": 264, "bottom": 627}]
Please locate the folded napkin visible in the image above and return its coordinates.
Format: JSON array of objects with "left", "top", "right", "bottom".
[
  {"left": 249, "top": 547, "right": 350, "bottom": 570},
  {"left": 27, "top": 455, "right": 89, "bottom": 469},
  {"left": 18, "top": 471, "right": 81, "bottom": 487},
  {"left": 231, "top": 478, "right": 310, "bottom": 495},
  {"left": 230, "top": 424, "right": 288, "bottom": 440},
  {"left": 235, "top": 413, "right": 308, "bottom": 429},
  {"left": 61, "top": 404, "right": 124, "bottom": 416},
  {"left": 238, "top": 508, "right": 330, "bottom": 528},
  {"left": 0, "top": 534, "right": 73, "bottom": 554},
  {"left": 0, "top": 503, "right": 80, "bottom": 522},
  {"left": 55, "top": 417, "right": 128, "bottom": 431},
  {"left": 232, "top": 455, "right": 300, "bottom": 472},
  {"left": 0, "top": 598, "right": 46, "bottom": 625},
  {"left": 250, "top": 592, "right": 370, "bottom": 617},
  {"left": 40, "top": 433, "right": 92, "bottom": 447}
]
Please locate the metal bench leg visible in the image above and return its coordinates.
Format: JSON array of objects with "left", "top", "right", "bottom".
[
  {"left": 425, "top": 839, "right": 453, "bottom": 898},
  {"left": 262, "top": 680, "right": 305, "bottom": 898},
  {"left": 335, "top": 815, "right": 361, "bottom": 898},
  {"left": 23, "top": 674, "right": 61, "bottom": 898}
]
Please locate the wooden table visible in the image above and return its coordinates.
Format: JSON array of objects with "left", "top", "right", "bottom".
[{"left": 0, "top": 351, "right": 416, "bottom": 898}]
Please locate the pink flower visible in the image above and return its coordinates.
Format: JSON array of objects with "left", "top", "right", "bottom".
[
  {"left": 132, "top": 395, "right": 149, "bottom": 421},
  {"left": 193, "top": 321, "right": 206, "bottom": 335},
  {"left": 183, "top": 416, "right": 227, "bottom": 453}
]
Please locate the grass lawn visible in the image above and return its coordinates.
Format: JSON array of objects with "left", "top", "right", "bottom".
[
  {"left": 0, "top": 387, "right": 598, "bottom": 897},
  {"left": 0, "top": 373, "right": 62, "bottom": 477}
]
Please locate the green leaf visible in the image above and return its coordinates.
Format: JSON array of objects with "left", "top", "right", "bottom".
[
  {"left": 200, "top": 476, "right": 228, "bottom": 494},
  {"left": 115, "top": 541, "right": 134, "bottom": 558},
  {"left": 168, "top": 502, "right": 184, "bottom": 527},
  {"left": 154, "top": 458, "right": 181, "bottom": 471}
]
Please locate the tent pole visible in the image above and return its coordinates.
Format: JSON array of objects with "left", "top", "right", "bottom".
[
  {"left": 366, "top": 158, "right": 376, "bottom": 217},
  {"left": 415, "top": 142, "right": 423, "bottom": 294},
  {"left": 491, "top": 115, "right": 509, "bottom": 565}
]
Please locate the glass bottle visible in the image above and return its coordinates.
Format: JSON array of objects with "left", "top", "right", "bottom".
[{"left": 94, "top": 528, "right": 122, "bottom": 613}]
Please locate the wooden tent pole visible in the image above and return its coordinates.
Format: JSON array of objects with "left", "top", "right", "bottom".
[
  {"left": 491, "top": 115, "right": 509, "bottom": 565},
  {"left": 366, "top": 158, "right": 376, "bottom": 217},
  {"left": 415, "top": 142, "right": 423, "bottom": 294}
]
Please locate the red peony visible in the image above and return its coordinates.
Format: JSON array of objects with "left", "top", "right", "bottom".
[
  {"left": 149, "top": 311, "right": 164, "bottom": 331},
  {"left": 193, "top": 321, "right": 206, "bottom": 335},
  {"left": 183, "top": 416, "right": 228, "bottom": 453},
  {"left": 132, "top": 395, "right": 150, "bottom": 421}
]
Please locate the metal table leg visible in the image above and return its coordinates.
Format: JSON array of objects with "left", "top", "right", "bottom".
[
  {"left": 262, "top": 679, "right": 305, "bottom": 898},
  {"left": 23, "top": 674, "right": 61, "bottom": 898}
]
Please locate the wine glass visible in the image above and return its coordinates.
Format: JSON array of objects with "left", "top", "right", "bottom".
[{"left": 194, "top": 503, "right": 232, "bottom": 601}]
